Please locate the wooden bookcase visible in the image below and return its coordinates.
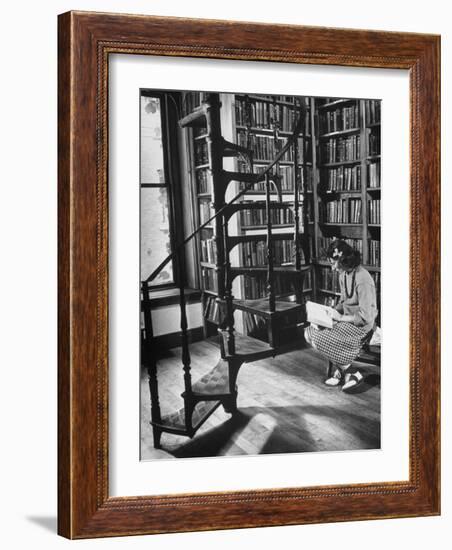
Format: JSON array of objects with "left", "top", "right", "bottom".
[
  {"left": 312, "top": 97, "right": 381, "bottom": 318},
  {"left": 231, "top": 94, "right": 313, "bottom": 341},
  {"left": 182, "top": 93, "right": 381, "bottom": 341},
  {"left": 181, "top": 91, "right": 220, "bottom": 338}
]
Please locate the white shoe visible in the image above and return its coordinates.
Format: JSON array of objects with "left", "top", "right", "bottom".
[
  {"left": 324, "top": 368, "right": 343, "bottom": 387},
  {"left": 342, "top": 370, "right": 364, "bottom": 392}
]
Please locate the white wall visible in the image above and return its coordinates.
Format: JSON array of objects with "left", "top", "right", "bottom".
[
  {"left": 152, "top": 303, "right": 202, "bottom": 336},
  {"left": 0, "top": 1, "right": 449, "bottom": 549}
]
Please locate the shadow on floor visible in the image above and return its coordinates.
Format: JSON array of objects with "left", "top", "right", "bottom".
[
  {"left": 162, "top": 403, "right": 380, "bottom": 459},
  {"left": 170, "top": 410, "right": 251, "bottom": 458},
  {"left": 345, "top": 373, "right": 381, "bottom": 394},
  {"left": 26, "top": 516, "right": 57, "bottom": 533},
  {"left": 257, "top": 404, "right": 380, "bottom": 454}
]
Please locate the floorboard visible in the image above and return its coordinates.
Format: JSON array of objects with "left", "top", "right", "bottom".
[{"left": 140, "top": 339, "right": 381, "bottom": 460}]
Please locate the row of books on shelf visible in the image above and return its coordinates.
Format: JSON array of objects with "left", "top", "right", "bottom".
[
  {"left": 319, "top": 103, "right": 360, "bottom": 134},
  {"left": 200, "top": 239, "right": 310, "bottom": 269},
  {"left": 317, "top": 236, "right": 380, "bottom": 267},
  {"left": 202, "top": 267, "right": 313, "bottom": 305},
  {"left": 202, "top": 266, "right": 378, "bottom": 310},
  {"left": 239, "top": 205, "right": 296, "bottom": 226},
  {"left": 237, "top": 131, "right": 310, "bottom": 163},
  {"left": 200, "top": 238, "right": 217, "bottom": 264},
  {"left": 368, "top": 240, "right": 381, "bottom": 266},
  {"left": 243, "top": 312, "right": 267, "bottom": 337},
  {"left": 317, "top": 267, "right": 381, "bottom": 295},
  {"left": 368, "top": 199, "right": 381, "bottom": 224},
  {"left": 370, "top": 271, "right": 381, "bottom": 288},
  {"left": 183, "top": 91, "right": 207, "bottom": 114},
  {"left": 240, "top": 240, "right": 297, "bottom": 267},
  {"left": 199, "top": 199, "right": 215, "bottom": 225},
  {"left": 318, "top": 267, "right": 340, "bottom": 293},
  {"left": 235, "top": 98, "right": 311, "bottom": 134},
  {"left": 321, "top": 295, "right": 340, "bottom": 308},
  {"left": 194, "top": 141, "right": 209, "bottom": 165},
  {"left": 193, "top": 125, "right": 208, "bottom": 138},
  {"left": 196, "top": 169, "right": 210, "bottom": 194},
  {"left": 238, "top": 163, "right": 313, "bottom": 192},
  {"left": 321, "top": 164, "right": 362, "bottom": 192},
  {"left": 243, "top": 275, "right": 298, "bottom": 300},
  {"left": 196, "top": 157, "right": 377, "bottom": 197},
  {"left": 365, "top": 100, "right": 381, "bottom": 125},
  {"left": 201, "top": 268, "right": 218, "bottom": 292},
  {"left": 368, "top": 161, "right": 381, "bottom": 188},
  {"left": 318, "top": 237, "right": 363, "bottom": 258},
  {"left": 240, "top": 94, "right": 304, "bottom": 104},
  {"left": 368, "top": 130, "right": 381, "bottom": 157},
  {"left": 203, "top": 295, "right": 223, "bottom": 324},
  {"left": 321, "top": 198, "right": 363, "bottom": 224},
  {"left": 321, "top": 135, "right": 361, "bottom": 164},
  {"left": 303, "top": 269, "right": 312, "bottom": 290}
]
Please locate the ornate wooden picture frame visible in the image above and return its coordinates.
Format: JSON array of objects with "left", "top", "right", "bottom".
[{"left": 58, "top": 11, "right": 440, "bottom": 538}]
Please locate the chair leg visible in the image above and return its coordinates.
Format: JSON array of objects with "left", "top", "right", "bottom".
[{"left": 326, "top": 361, "right": 334, "bottom": 379}]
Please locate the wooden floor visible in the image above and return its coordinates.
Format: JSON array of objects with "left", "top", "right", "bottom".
[{"left": 140, "top": 338, "right": 380, "bottom": 460}]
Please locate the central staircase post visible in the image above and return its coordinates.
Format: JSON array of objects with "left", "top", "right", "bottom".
[
  {"left": 265, "top": 172, "right": 276, "bottom": 314},
  {"left": 223, "top": 215, "right": 235, "bottom": 356},
  {"left": 292, "top": 117, "right": 304, "bottom": 306},
  {"left": 293, "top": 125, "right": 301, "bottom": 271}
]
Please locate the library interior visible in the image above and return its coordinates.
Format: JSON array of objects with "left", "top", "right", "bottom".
[{"left": 140, "top": 91, "right": 381, "bottom": 460}]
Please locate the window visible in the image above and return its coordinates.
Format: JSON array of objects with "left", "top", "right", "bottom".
[{"left": 140, "top": 93, "right": 177, "bottom": 287}]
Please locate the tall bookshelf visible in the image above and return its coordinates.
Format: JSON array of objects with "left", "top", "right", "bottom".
[
  {"left": 182, "top": 91, "right": 223, "bottom": 337},
  {"left": 312, "top": 97, "right": 381, "bottom": 318},
  {"left": 232, "top": 94, "right": 314, "bottom": 341},
  {"left": 182, "top": 92, "right": 314, "bottom": 343},
  {"left": 182, "top": 92, "right": 381, "bottom": 342}
]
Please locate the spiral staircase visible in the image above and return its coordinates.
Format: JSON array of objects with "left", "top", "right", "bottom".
[{"left": 141, "top": 93, "right": 311, "bottom": 448}]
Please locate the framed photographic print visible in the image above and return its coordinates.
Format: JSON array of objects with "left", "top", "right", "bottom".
[{"left": 58, "top": 11, "right": 440, "bottom": 538}]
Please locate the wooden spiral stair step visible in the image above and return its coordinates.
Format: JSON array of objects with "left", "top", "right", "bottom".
[
  {"left": 178, "top": 106, "right": 207, "bottom": 128},
  {"left": 229, "top": 265, "right": 310, "bottom": 277},
  {"left": 220, "top": 330, "right": 275, "bottom": 361},
  {"left": 232, "top": 297, "right": 304, "bottom": 318},
  {"left": 221, "top": 140, "right": 253, "bottom": 158},
  {"left": 188, "top": 359, "right": 232, "bottom": 398},
  {"left": 152, "top": 400, "right": 222, "bottom": 436},
  {"left": 226, "top": 232, "right": 300, "bottom": 250},
  {"left": 225, "top": 200, "right": 294, "bottom": 215}
]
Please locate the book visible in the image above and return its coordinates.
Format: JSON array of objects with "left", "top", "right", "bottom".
[{"left": 306, "top": 300, "right": 335, "bottom": 329}]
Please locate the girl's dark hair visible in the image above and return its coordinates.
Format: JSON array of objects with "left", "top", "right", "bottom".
[{"left": 326, "top": 239, "right": 361, "bottom": 270}]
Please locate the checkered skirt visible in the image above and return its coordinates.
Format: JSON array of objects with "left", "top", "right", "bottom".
[{"left": 306, "top": 322, "right": 370, "bottom": 366}]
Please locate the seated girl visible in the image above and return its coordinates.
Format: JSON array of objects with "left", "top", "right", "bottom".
[{"left": 304, "top": 239, "right": 378, "bottom": 392}]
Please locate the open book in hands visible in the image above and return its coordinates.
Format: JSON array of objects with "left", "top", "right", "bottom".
[{"left": 306, "top": 300, "right": 336, "bottom": 329}]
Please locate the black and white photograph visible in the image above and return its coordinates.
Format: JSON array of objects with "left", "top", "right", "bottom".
[
  {"left": 140, "top": 89, "right": 382, "bottom": 460},
  {"left": 0, "top": 0, "right": 446, "bottom": 544}
]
